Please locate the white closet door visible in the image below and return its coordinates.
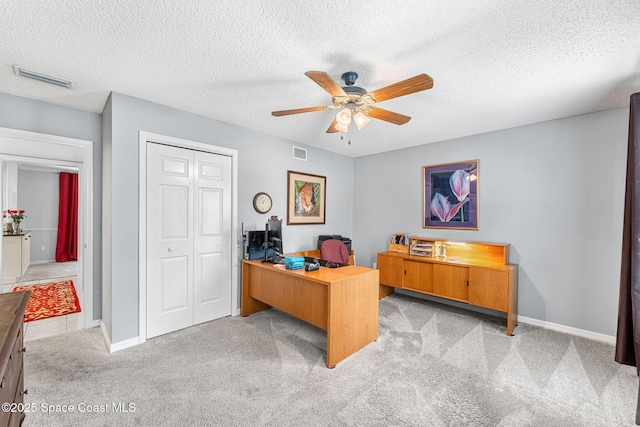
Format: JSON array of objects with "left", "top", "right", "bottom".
[
  {"left": 193, "top": 150, "right": 232, "bottom": 324},
  {"left": 146, "top": 143, "right": 194, "bottom": 338},
  {"left": 146, "top": 143, "right": 232, "bottom": 338}
]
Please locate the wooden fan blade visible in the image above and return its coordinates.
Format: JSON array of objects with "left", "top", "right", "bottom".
[
  {"left": 364, "top": 73, "right": 433, "bottom": 104},
  {"left": 326, "top": 118, "right": 340, "bottom": 133},
  {"left": 272, "top": 106, "right": 329, "bottom": 116},
  {"left": 305, "top": 71, "right": 348, "bottom": 98},
  {"left": 365, "top": 106, "right": 411, "bottom": 125}
]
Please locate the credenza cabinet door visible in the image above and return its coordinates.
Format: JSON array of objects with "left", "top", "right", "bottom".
[
  {"left": 404, "top": 260, "right": 434, "bottom": 293},
  {"left": 378, "top": 253, "right": 404, "bottom": 288},
  {"left": 433, "top": 264, "right": 469, "bottom": 302},
  {"left": 469, "top": 268, "right": 508, "bottom": 311}
]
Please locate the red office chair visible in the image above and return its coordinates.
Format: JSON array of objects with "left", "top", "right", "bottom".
[{"left": 320, "top": 239, "right": 350, "bottom": 265}]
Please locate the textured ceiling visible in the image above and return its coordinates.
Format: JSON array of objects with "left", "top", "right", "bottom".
[{"left": 1, "top": 1, "right": 639, "bottom": 157}]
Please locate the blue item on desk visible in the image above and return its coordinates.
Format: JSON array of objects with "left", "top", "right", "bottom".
[{"left": 284, "top": 256, "right": 305, "bottom": 270}]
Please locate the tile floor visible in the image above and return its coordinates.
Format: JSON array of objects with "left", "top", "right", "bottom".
[{"left": 4, "top": 261, "right": 83, "bottom": 342}]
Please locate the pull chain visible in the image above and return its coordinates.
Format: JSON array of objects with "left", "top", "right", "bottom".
[{"left": 340, "top": 126, "right": 352, "bottom": 145}]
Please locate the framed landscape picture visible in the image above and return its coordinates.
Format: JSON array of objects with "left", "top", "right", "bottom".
[
  {"left": 287, "top": 170, "right": 326, "bottom": 225},
  {"left": 423, "top": 160, "right": 478, "bottom": 230}
]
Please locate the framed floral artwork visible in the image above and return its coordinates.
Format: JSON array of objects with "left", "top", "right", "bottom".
[
  {"left": 423, "top": 160, "right": 478, "bottom": 229},
  {"left": 287, "top": 170, "right": 326, "bottom": 225}
]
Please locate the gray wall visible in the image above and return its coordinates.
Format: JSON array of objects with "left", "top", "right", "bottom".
[
  {"left": 104, "top": 92, "right": 354, "bottom": 343},
  {"left": 1, "top": 89, "right": 629, "bottom": 343},
  {"left": 0, "top": 92, "right": 103, "bottom": 320},
  {"left": 354, "top": 107, "right": 628, "bottom": 336},
  {"left": 17, "top": 168, "right": 59, "bottom": 263}
]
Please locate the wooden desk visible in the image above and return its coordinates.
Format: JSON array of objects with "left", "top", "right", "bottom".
[{"left": 241, "top": 259, "right": 379, "bottom": 368}]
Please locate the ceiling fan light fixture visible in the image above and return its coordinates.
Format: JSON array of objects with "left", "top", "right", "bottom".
[
  {"left": 335, "top": 108, "right": 352, "bottom": 126},
  {"left": 271, "top": 71, "right": 434, "bottom": 136},
  {"left": 353, "top": 111, "right": 370, "bottom": 130}
]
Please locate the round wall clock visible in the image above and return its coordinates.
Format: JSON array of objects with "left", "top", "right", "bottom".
[{"left": 252, "top": 192, "right": 272, "bottom": 214}]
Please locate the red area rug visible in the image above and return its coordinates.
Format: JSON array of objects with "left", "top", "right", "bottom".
[{"left": 12, "top": 280, "right": 81, "bottom": 322}]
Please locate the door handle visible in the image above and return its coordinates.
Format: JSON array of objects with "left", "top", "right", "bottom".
[{"left": 168, "top": 247, "right": 175, "bottom": 252}]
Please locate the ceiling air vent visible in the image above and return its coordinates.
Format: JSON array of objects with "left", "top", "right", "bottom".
[
  {"left": 13, "top": 65, "right": 76, "bottom": 89},
  {"left": 293, "top": 146, "right": 307, "bottom": 161}
]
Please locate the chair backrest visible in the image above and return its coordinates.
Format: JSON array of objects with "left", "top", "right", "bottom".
[{"left": 320, "top": 239, "right": 350, "bottom": 264}]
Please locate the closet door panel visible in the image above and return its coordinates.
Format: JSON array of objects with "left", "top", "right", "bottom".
[{"left": 146, "top": 143, "right": 194, "bottom": 338}]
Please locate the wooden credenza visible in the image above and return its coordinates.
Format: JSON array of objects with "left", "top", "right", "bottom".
[
  {"left": 378, "top": 237, "right": 518, "bottom": 335},
  {"left": 0, "top": 291, "right": 29, "bottom": 427}
]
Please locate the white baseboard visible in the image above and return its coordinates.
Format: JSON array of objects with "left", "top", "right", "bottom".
[
  {"left": 99, "top": 321, "right": 140, "bottom": 353},
  {"left": 517, "top": 315, "right": 616, "bottom": 345}
]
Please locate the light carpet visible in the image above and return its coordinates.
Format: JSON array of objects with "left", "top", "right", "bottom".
[{"left": 23, "top": 294, "right": 638, "bottom": 426}]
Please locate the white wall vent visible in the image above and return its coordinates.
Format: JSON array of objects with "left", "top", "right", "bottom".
[{"left": 293, "top": 146, "right": 307, "bottom": 161}]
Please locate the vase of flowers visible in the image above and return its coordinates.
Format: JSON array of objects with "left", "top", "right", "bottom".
[{"left": 6, "top": 210, "right": 26, "bottom": 234}]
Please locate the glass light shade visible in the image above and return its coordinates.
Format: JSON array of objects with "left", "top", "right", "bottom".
[
  {"left": 353, "top": 111, "right": 371, "bottom": 130},
  {"left": 334, "top": 123, "right": 349, "bottom": 133},
  {"left": 335, "top": 108, "right": 352, "bottom": 126}
]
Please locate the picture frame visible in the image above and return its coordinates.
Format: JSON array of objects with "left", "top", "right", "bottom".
[
  {"left": 287, "top": 170, "right": 326, "bottom": 225},
  {"left": 423, "top": 160, "right": 478, "bottom": 230}
]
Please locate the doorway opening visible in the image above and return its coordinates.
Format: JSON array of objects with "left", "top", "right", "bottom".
[
  {"left": 3, "top": 161, "right": 81, "bottom": 340},
  {"left": 0, "top": 127, "right": 94, "bottom": 339}
]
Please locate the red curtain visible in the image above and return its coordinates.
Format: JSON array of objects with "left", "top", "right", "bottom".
[{"left": 55, "top": 172, "right": 78, "bottom": 262}]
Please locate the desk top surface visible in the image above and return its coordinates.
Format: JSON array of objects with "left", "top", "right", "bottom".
[{"left": 242, "top": 258, "right": 378, "bottom": 285}]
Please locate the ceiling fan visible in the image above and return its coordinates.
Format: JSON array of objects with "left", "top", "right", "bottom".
[{"left": 272, "top": 71, "right": 433, "bottom": 133}]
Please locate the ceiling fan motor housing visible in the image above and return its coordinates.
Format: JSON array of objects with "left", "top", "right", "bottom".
[
  {"left": 341, "top": 71, "right": 358, "bottom": 86},
  {"left": 336, "top": 72, "right": 367, "bottom": 106}
]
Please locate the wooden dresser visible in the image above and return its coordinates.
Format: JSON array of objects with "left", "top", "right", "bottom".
[
  {"left": 0, "top": 292, "right": 29, "bottom": 427},
  {"left": 378, "top": 237, "right": 518, "bottom": 335}
]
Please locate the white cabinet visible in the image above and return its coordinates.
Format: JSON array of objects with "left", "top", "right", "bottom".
[{"left": 2, "top": 233, "right": 30, "bottom": 285}]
